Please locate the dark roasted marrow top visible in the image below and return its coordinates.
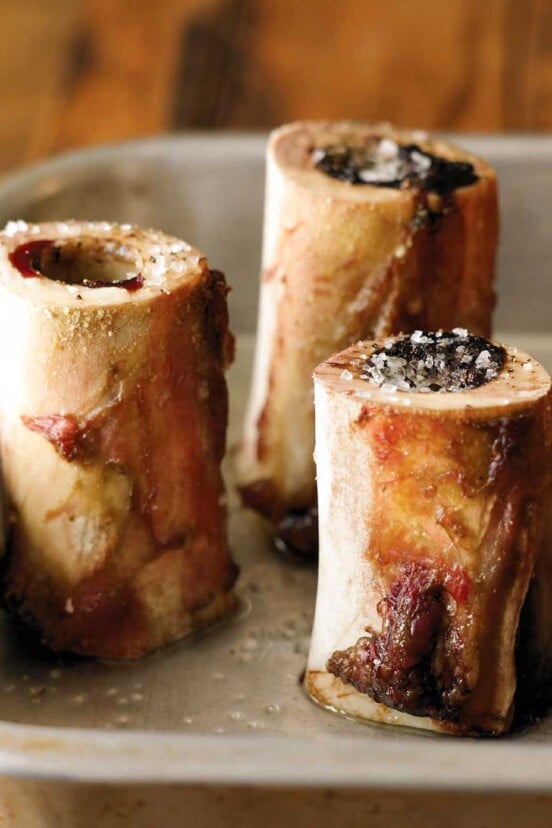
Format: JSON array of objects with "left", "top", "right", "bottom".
[
  {"left": 312, "top": 139, "right": 479, "bottom": 194},
  {"left": 361, "top": 330, "right": 505, "bottom": 393}
]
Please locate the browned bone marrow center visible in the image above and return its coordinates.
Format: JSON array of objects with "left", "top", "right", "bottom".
[
  {"left": 313, "top": 140, "right": 479, "bottom": 194},
  {"left": 10, "top": 238, "right": 144, "bottom": 291},
  {"left": 361, "top": 330, "right": 505, "bottom": 393}
]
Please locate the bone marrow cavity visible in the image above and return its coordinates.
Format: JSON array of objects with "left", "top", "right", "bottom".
[
  {"left": 312, "top": 140, "right": 479, "bottom": 194},
  {"left": 361, "top": 329, "right": 506, "bottom": 393},
  {"left": 9, "top": 238, "right": 144, "bottom": 291}
]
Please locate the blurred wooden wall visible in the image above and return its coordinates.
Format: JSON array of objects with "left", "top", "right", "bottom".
[{"left": 1, "top": 0, "right": 551, "bottom": 173}]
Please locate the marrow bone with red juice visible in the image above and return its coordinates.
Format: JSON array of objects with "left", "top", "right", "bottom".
[
  {"left": 0, "top": 220, "right": 237, "bottom": 658},
  {"left": 239, "top": 122, "right": 498, "bottom": 556},
  {"left": 306, "top": 331, "right": 552, "bottom": 735}
]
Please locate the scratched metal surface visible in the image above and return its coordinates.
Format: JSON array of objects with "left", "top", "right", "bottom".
[{"left": 0, "top": 135, "right": 549, "bottom": 788}]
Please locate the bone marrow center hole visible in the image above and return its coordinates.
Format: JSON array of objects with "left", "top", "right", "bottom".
[
  {"left": 9, "top": 238, "right": 144, "bottom": 291},
  {"left": 311, "top": 139, "right": 478, "bottom": 194},
  {"left": 361, "top": 330, "right": 506, "bottom": 393}
]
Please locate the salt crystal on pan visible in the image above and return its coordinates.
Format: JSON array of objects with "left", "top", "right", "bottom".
[
  {"left": 340, "top": 369, "right": 353, "bottom": 381},
  {"left": 522, "top": 362, "right": 534, "bottom": 371}
]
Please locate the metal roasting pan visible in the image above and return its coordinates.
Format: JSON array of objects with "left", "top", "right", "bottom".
[{"left": 0, "top": 133, "right": 549, "bottom": 799}]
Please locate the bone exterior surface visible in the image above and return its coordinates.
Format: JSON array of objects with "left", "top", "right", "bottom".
[
  {"left": 0, "top": 220, "right": 237, "bottom": 658},
  {"left": 238, "top": 122, "right": 499, "bottom": 554},
  {"left": 306, "top": 332, "right": 552, "bottom": 735}
]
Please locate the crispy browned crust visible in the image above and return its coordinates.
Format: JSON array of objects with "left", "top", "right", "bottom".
[
  {"left": 239, "top": 122, "right": 498, "bottom": 531},
  {"left": 0, "top": 223, "right": 237, "bottom": 659},
  {"left": 307, "top": 339, "right": 552, "bottom": 735}
]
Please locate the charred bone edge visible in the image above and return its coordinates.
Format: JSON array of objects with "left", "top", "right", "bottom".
[
  {"left": 0, "top": 220, "right": 237, "bottom": 659},
  {"left": 306, "top": 337, "right": 552, "bottom": 736},
  {"left": 238, "top": 121, "right": 498, "bottom": 538}
]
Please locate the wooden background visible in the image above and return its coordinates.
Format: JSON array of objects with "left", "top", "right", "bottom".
[{"left": 1, "top": 0, "right": 551, "bottom": 175}]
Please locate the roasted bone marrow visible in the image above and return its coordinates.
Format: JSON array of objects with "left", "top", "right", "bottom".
[
  {"left": 238, "top": 122, "right": 498, "bottom": 557},
  {"left": 312, "top": 140, "right": 479, "bottom": 193},
  {"left": 0, "top": 220, "right": 237, "bottom": 659},
  {"left": 305, "top": 331, "right": 552, "bottom": 735}
]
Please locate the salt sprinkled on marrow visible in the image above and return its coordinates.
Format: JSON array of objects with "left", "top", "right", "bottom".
[
  {"left": 361, "top": 329, "right": 505, "bottom": 393},
  {"left": 312, "top": 139, "right": 479, "bottom": 194},
  {"left": 2, "top": 220, "right": 199, "bottom": 293}
]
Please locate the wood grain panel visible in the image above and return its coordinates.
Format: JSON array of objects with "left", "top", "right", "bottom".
[
  {"left": 235, "top": 0, "right": 504, "bottom": 130},
  {"left": 26, "top": 0, "right": 211, "bottom": 162},
  {"left": 0, "top": 1, "right": 84, "bottom": 172},
  {"left": 0, "top": 0, "right": 550, "bottom": 175},
  {"left": 172, "top": 0, "right": 275, "bottom": 128},
  {"left": 503, "top": 0, "right": 552, "bottom": 129}
]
